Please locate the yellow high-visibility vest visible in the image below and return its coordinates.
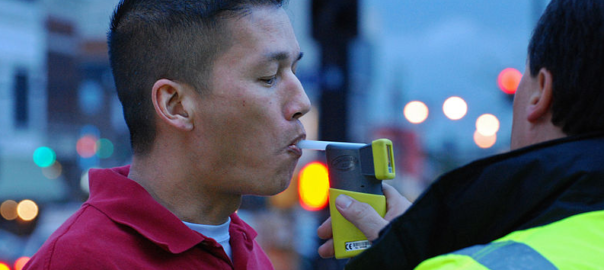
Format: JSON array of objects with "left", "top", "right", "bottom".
[{"left": 416, "top": 210, "right": 604, "bottom": 269}]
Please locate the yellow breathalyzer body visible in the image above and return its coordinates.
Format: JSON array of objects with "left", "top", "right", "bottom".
[{"left": 326, "top": 139, "right": 395, "bottom": 259}]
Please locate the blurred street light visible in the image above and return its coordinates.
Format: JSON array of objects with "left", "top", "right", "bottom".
[
  {"left": 76, "top": 135, "right": 98, "bottom": 158},
  {"left": 0, "top": 200, "right": 18, "bottom": 221},
  {"left": 474, "top": 131, "right": 497, "bottom": 149},
  {"left": 41, "top": 161, "right": 63, "bottom": 179},
  {"left": 96, "top": 138, "right": 114, "bottom": 159},
  {"left": 443, "top": 96, "right": 468, "bottom": 120},
  {"left": 17, "top": 200, "right": 38, "bottom": 222},
  {"left": 404, "top": 101, "right": 429, "bottom": 124},
  {"left": 476, "top": 114, "right": 500, "bottom": 136}
]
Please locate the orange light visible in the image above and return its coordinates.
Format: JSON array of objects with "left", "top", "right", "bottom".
[
  {"left": 474, "top": 130, "right": 497, "bottom": 149},
  {"left": 1, "top": 200, "right": 18, "bottom": 221},
  {"left": 15, "top": 257, "right": 30, "bottom": 270},
  {"left": 0, "top": 261, "right": 10, "bottom": 270},
  {"left": 497, "top": 68, "right": 522, "bottom": 94},
  {"left": 76, "top": 135, "right": 98, "bottom": 158},
  {"left": 17, "top": 200, "right": 39, "bottom": 222},
  {"left": 298, "top": 162, "right": 330, "bottom": 211}
]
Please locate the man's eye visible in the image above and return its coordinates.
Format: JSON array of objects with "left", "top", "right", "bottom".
[{"left": 261, "top": 76, "right": 276, "bottom": 85}]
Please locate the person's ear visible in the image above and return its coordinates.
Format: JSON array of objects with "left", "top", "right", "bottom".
[
  {"left": 151, "top": 79, "right": 194, "bottom": 131},
  {"left": 527, "top": 68, "right": 553, "bottom": 123}
]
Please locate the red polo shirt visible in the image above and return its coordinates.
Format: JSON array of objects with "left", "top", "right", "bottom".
[{"left": 24, "top": 166, "right": 274, "bottom": 270}]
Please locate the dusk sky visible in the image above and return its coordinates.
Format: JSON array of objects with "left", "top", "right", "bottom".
[{"left": 357, "top": 0, "right": 549, "bottom": 158}]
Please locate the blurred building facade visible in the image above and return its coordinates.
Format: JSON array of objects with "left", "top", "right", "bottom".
[
  {"left": 0, "top": 0, "right": 127, "bottom": 237},
  {"left": 0, "top": 0, "right": 129, "bottom": 204},
  {"left": 0, "top": 0, "right": 61, "bottom": 203}
]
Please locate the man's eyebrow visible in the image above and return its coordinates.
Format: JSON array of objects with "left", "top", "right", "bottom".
[{"left": 264, "top": 51, "right": 304, "bottom": 62}]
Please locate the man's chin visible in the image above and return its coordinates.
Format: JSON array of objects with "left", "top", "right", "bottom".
[{"left": 256, "top": 178, "right": 292, "bottom": 197}]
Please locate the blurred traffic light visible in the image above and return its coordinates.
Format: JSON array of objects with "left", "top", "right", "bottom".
[
  {"left": 33, "top": 146, "right": 56, "bottom": 168},
  {"left": 497, "top": 68, "right": 522, "bottom": 95},
  {"left": 313, "top": 0, "right": 358, "bottom": 142},
  {"left": 312, "top": 0, "right": 358, "bottom": 40},
  {"left": 14, "top": 257, "right": 30, "bottom": 270},
  {"left": 298, "top": 162, "right": 330, "bottom": 211}
]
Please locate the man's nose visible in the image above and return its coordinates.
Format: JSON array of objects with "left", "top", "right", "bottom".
[{"left": 285, "top": 73, "right": 311, "bottom": 120}]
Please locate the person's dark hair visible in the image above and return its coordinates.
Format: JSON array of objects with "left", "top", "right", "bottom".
[
  {"left": 108, "top": 0, "right": 285, "bottom": 155},
  {"left": 528, "top": 0, "right": 604, "bottom": 135}
]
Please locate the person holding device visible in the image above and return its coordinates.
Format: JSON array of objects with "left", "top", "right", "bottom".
[{"left": 319, "top": 0, "right": 604, "bottom": 268}]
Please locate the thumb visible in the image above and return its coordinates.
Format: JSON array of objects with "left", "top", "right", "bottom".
[{"left": 335, "top": 194, "right": 389, "bottom": 241}]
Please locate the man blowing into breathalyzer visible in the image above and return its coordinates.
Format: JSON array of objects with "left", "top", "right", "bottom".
[{"left": 25, "top": 0, "right": 310, "bottom": 269}]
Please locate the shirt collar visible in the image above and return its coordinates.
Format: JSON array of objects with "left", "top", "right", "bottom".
[{"left": 87, "top": 165, "right": 205, "bottom": 254}]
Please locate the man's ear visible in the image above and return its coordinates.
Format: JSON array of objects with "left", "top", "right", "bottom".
[
  {"left": 151, "top": 79, "right": 194, "bottom": 131},
  {"left": 527, "top": 68, "right": 554, "bottom": 123}
]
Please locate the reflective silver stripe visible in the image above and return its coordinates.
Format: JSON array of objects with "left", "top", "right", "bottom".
[{"left": 452, "top": 241, "right": 558, "bottom": 270}]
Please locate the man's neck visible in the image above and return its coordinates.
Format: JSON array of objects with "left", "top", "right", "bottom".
[{"left": 128, "top": 154, "right": 241, "bottom": 225}]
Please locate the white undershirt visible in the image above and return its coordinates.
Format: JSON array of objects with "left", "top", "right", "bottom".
[{"left": 183, "top": 217, "right": 232, "bottom": 260}]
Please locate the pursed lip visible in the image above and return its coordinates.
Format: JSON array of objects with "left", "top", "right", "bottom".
[{"left": 288, "top": 133, "right": 306, "bottom": 157}]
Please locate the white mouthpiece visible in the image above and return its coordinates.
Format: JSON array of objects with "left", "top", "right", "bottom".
[{"left": 297, "top": 140, "right": 366, "bottom": 151}]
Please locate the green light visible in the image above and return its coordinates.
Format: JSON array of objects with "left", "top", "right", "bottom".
[
  {"left": 96, "top": 139, "right": 114, "bottom": 159},
  {"left": 33, "top": 147, "right": 56, "bottom": 168}
]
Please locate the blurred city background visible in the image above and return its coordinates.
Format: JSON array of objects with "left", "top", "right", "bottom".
[{"left": 0, "top": 0, "right": 549, "bottom": 269}]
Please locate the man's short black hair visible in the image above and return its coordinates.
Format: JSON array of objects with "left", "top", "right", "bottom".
[
  {"left": 108, "top": 0, "right": 285, "bottom": 155},
  {"left": 528, "top": 0, "right": 604, "bottom": 135}
]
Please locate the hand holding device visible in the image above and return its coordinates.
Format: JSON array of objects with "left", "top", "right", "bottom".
[{"left": 299, "top": 139, "right": 395, "bottom": 259}]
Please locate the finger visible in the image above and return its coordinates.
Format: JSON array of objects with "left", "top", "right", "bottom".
[
  {"left": 382, "top": 183, "right": 413, "bottom": 221},
  {"left": 335, "top": 194, "right": 388, "bottom": 241},
  {"left": 318, "top": 239, "right": 335, "bottom": 258},
  {"left": 317, "top": 217, "right": 333, "bottom": 240}
]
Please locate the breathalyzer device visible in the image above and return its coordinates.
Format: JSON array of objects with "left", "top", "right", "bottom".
[{"left": 297, "top": 139, "right": 395, "bottom": 259}]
